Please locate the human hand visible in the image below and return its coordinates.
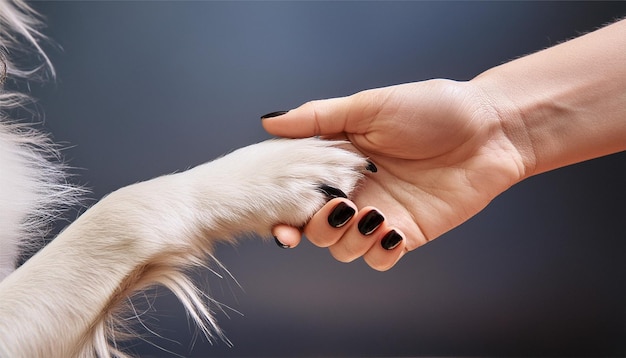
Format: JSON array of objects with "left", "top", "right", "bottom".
[{"left": 263, "top": 80, "right": 526, "bottom": 270}]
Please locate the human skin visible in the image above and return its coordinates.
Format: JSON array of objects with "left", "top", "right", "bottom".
[{"left": 263, "top": 19, "right": 626, "bottom": 271}]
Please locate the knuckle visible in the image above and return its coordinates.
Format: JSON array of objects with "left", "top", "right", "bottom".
[
  {"left": 366, "top": 259, "right": 393, "bottom": 272},
  {"left": 329, "top": 245, "right": 360, "bottom": 263}
]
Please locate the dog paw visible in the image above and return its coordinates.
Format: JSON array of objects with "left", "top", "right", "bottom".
[
  {"left": 190, "top": 138, "right": 370, "bottom": 238},
  {"left": 66, "top": 138, "right": 371, "bottom": 351}
]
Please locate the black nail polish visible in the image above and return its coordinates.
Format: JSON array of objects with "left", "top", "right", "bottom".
[
  {"left": 366, "top": 160, "right": 378, "bottom": 173},
  {"left": 328, "top": 202, "right": 356, "bottom": 228},
  {"left": 381, "top": 230, "right": 403, "bottom": 250},
  {"left": 274, "top": 236, "right": 290, "bottom": 249},
  {"left": 317, "top": 184, "right": 347, "bottom": 201},
  {"left": 358, "top": 210, "right": 384, "bottom": 235},
  {"left": 261, "top": 110, "right": 289, "bottom": 119}
]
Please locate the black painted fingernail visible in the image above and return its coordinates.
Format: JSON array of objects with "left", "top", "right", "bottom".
[
  {"left": 328, "top": 202, "right": 356, "bottom": 228},
  {"left": 366, "top": 160, "right": 377, "bottom": 173},
  {"left": 317, "top": 184, "right": 348, "bottom": 201},
  {"left": 358, "top": 210, "right": 384, "bottom": 235},
  {"left": 381, "top": 230, "right": 403, "bottom": 250},
  {"left": 274, "top": 236, "right": 290, "bottom": 249},
  {"left": 261, "top": 110, "right": 289, "bottom": 119}
]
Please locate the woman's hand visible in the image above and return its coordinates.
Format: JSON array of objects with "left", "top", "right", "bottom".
[
  {"left": 263, "top": 80, "right": 524, "bottom": 270},
  {"left": 264, "top": 19, "right": 626, "bottom": 271}
]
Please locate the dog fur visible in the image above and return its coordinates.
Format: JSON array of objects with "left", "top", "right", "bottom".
[{"left": 0, "top": 2, "right": 367, "bottom": 356}]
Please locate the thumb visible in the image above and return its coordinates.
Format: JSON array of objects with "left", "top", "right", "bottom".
[{"left": 261, "top": 94, "right": 364, "bottom": 138}]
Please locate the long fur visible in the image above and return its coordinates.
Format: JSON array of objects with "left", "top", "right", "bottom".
[
  {"left": 0, "top": 0, "right": 80, "bottom": 281},
  {"left": 0, "top": 2, "right": 368, "bottom": 357}
]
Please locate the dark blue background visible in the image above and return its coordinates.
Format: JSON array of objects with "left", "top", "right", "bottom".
[{"left": 30, "top": 2, "right": 625, "bottom": 356}]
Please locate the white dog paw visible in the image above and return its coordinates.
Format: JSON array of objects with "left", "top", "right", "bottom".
[
  {"left": 191, "top": 138, "right": 371, "bottom": 237},
  {"left": 102, "top": 138, "right": 372, "bottom": 250}
]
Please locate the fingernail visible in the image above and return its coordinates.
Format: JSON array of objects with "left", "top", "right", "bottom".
[
  {"left": 381, "top": 230, "right": 403, "bottom": 250},
  {"left": 274, "top": 236, "right": 290, "bottom": 249},
  {"left": 261, "top": 110, "right": 289, "bottom": 119},
  {"left": 358, "top": 210, "right": 384, "bottom": 235},
  {"left": 317, "top": 184, "right": 347, "bottom": 201},
  {"left": 366, "top": 160, "right": 377, "bottom": 173},
  {"left": 328, "top": 202, "right": 356, "bottom": 228}
]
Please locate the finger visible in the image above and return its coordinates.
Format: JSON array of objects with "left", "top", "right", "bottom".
[
  {"left": 261, "top": 97, "right": 352, "bottom": 138},
  {"left": 271, "top": 224, "right": 303, "bottom": 249},
  {"left": 303, "top": 198, "right": 357, "bottom": 248},
  {"left": 349, "top": 178, "right": 429, "bottom": 253},
  {"left": 261, "top": 89, "right": 382, "bottom": 138},
  {"left": 328, "top": 207, "right": 387, "bottom": 263},
  {"left": 362, "top": 228, "right": 407, "bottom": 271}
]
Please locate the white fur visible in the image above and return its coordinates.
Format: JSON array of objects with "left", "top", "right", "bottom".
[
  {"left": 0, "top": 138, "right": 366, "bottom": 357},
  {"left": 0, "top": 1, "right": 368, "bottom": 356},
  {"left": 0, "top": 0, "right": 79, "bottom": 281}
]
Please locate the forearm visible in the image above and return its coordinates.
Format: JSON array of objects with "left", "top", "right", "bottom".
[{"left": 472, "top": 18, "right": 626, "bottom": 179}]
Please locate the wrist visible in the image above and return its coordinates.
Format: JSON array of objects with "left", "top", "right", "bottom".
[
  {"left": 471, "top": 19, "right": 626, "bottom": 180},
  {"left": 467, "top": 74, "right": 537, "bottom": 183}
]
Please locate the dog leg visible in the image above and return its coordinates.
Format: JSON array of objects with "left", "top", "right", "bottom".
[{"left": 0, "top": 138, "right": 368, "bottom": 357}]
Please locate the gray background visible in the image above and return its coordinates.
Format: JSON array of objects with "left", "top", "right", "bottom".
[{"left": 27, "top": 1, "right": 625, "bottom": 357}]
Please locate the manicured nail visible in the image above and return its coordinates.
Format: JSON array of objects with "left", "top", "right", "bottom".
[
  {"left": 328, "top": 202, "right": 356, "bottom": 228},
  {"left": 317, "top": 184, "right": 347, "bottom": 201},
  {"left": 357, "top": 210, "right": 384, "bottom": 235},
  {"left": 381, "top": 230, "right": 403, "bottom": 250},
  {"left": 274, "top": 236, "right": 290, "bottom": 249},
  {"left": 365, "top": 160, "right": 378, "bottom": 173},
  {"left": 261, "top": 110, "right": 289, "bottom": 119}
]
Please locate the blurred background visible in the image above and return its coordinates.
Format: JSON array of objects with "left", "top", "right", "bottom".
[{"left": 27, "top": 1, "right": 625, "bottom": 357}]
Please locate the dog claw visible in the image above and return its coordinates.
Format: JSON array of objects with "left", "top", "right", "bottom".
[
  {"left": 317, "top": 184, "right": 348, "bottom": 201},
  {"left": 365, "top": 160, "right": 377, "bottom": 173}
]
